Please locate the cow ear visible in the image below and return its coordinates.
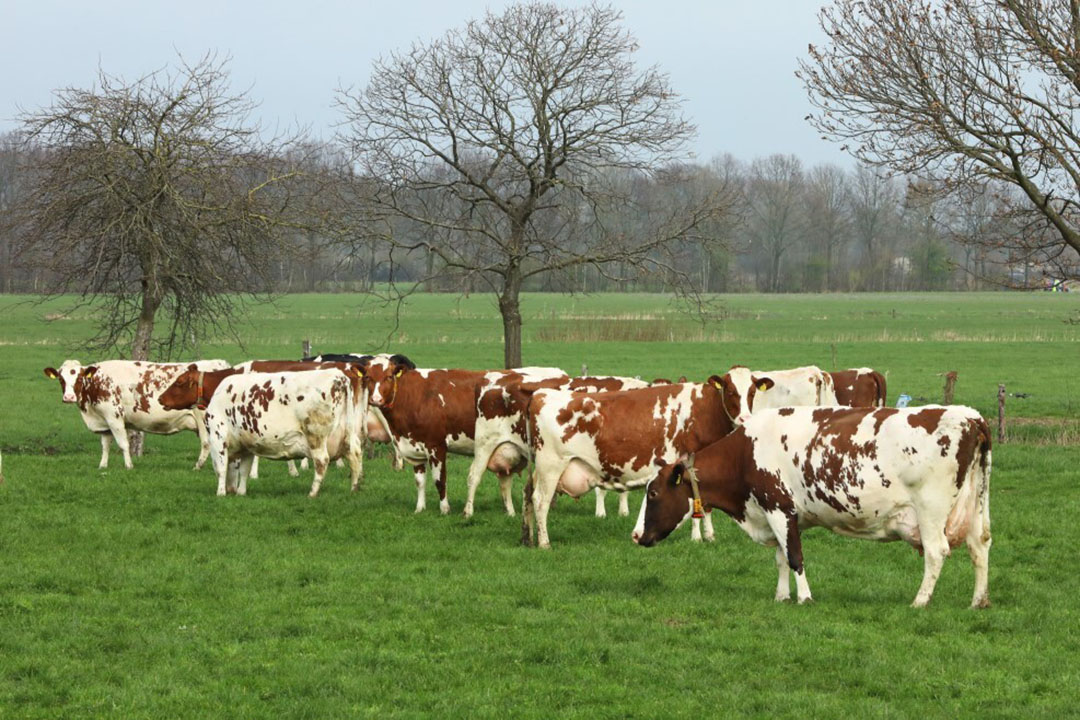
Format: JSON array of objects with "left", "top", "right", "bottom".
[
  {"left": 44, "top": 367, "right": 58, "bottom": 379},
  {"left": 707, "top": 374, "right": 724, "bottom": 390},
  {"left": 753, "top": 375, "right": 774, "bottom": 391},
  {"left": 186, "top": 363, "right": 198, "bottom": 371},
  {"left": 82, "top": 366, "right": 98, "bottom": 378},
  {"left": 670, "top": 463, "right": 685, "bottom": 486}
]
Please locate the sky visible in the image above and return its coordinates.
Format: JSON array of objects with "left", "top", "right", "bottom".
[{"left": 0, "top": 0, "right": 851, "bottom": 168}]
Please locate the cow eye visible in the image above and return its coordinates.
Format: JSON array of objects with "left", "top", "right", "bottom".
[{"left": 648, "top": 488, "right": 658, "bottom": 500}]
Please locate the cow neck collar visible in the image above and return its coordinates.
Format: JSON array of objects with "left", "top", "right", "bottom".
[
  {"left": 685, "top": 464, "right": 705, "bottom": 519},
  {"left": 385, "top": 371, "right": 403, "bottom": 409},
  {"left": 196, "top": 372, "right": 207, "bottom": 411}
]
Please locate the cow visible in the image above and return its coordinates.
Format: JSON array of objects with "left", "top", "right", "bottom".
[
  {"left": 464, "top": 374, "right": 654, "bottom": 519},
  {"left": 159, "top": 359, "right": 370, "bottom": 490},
  {"left": 361, "top": 354, "right": 565, "bottom": 514},
  {"left": 43, "top": 359, "right": 230, "bottom": 470},
  {"left": 202, "top": 368, "right": 364, "bottom": 497},
  {"left": 829, "top": 368, "right": 888, "bottom": 407},
  {"left": 729, "top": 365, "right": 837, "bottom": 411},
  {"left": 632, "top": 405, "right": 992, "bottom": 608},
  {"left": 520, "top": 372, "right": 761, "bottom": 549}
]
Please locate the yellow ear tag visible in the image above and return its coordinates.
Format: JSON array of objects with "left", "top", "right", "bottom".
[
  {"left": 395, "top": 369, "right": 403, "bottom": 378},
  {"left": 758, "top": 382, "right": 768, "bottom": 391},
  {"left": 712, "top": 380, "right": 722, "bottom": 390}
]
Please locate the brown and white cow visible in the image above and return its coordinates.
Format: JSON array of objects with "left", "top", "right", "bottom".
[
  {"left": 43, "top": 359, "right": 230, "bottom": 470},
  {"left": 521, "top": 373, "right": 759, "bottom": 549},
  {"left": 829, "top": 368, "right": 888, "bottom": 408},
  {"left": 159, "top": 359, "right": 370, "bottom": 489},
  {"left": 464, "top": 374, "right": 659, "bottom": 519},
  {"left": 729, "top": 365, "right": 837, "bottom": 411},
  {"left": 203, "top": 369, "right": 364, "bottom": 497},
  {"left": 361, "top": 355, "right": 565, "bottom": 514},
  {"left": 633, "top": 405, "right": 992, "bottom": 608}
]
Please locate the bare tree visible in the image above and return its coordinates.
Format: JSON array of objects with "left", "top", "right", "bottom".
[
  {"left": 804, "top": 164, "right": 850, "bottom": 292},
  {"left": 746, "top": 154, "right": 804, "bottom": 292},
  {"left": 5, "top": 54, "right": 309, "bottom": 359},
  {"left": 800, "top": 0, "right": 1080, "bottom": 274},
  {"left": 849, "top": 165, "right": 902, "bottom": 290},
  {"left": 336, "top": 2, "right": 730, "bottom": 367}
]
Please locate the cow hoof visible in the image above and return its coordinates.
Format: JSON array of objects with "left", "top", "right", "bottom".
[
  {"left": 911, "top": 597, "right": 930, "bottom": 609},
  {"left": 797, "top": 596, "right": 814, "bottom": 605},
  {"left": 440, "top": 503, "right": 450, "bottom": 516},
  {"left": 774, "top": 595, "right": 791, "bottom": 603},
  {"left": 970, "top": 595, "right": 991, "bottom": 610}
]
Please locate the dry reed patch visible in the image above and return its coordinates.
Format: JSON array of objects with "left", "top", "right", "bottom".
[{"left": 1008, "top": 417, "right": 1080, "bottom": 446}]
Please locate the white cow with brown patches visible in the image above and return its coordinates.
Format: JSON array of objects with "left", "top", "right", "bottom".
[
  {"left": 521, "top": 374, "right": 753, "bottom": 549},
  {"left": 633, "top": 405, "right": 992, "bottom": 608},
  {"left": 204, "top": 368, "right": 364, "bottom": 497},
  {"left": 464, "top": 374, "right": 665, "bottom": 519},
  {"left": 43, "top": 359, "right": 230, "bottom": 470}
]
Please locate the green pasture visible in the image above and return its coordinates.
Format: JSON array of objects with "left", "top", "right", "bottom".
[{"left": 0, "top": 292, "right": 1078, "bottom": 718}]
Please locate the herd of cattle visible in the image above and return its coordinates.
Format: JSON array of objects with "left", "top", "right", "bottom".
[{"left": 42, "top": 355, "right": 992, "bottom": 608}]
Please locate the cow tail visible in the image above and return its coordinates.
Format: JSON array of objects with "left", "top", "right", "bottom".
[
  {"left": 873, "top": 371, "right": 888, "bottom": 408},
  {"left": 974, "top": 417, "right": 992, "bottom": 542}
]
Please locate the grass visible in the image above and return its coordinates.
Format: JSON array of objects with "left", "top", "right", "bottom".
[{"left": 0, "top": 291, "right": 1078, "bottom": 718}]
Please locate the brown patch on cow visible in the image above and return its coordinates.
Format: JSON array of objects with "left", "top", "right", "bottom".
[
  {"left": 77, "top": 371, "right": 111, "bottom": 411},
  {"left": 778, "top": 407, "right": 794, "bottom": 416},
  {"left": 871, "top": 408, "right": 898, "bottom": 434},
  {"left": 907, "top": 407, "right": 946, "bottom": 434},
  {"left": 830, "top": 369, "right": 888, "bottom": 407},
  {"left": 937, "top": 434, "right": 952, "bottom": 457}
]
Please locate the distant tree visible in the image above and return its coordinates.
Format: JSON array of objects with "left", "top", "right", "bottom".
[
  {"left": 746, "top": 154, "right": 804, "bottom": 292},
  {"left": 849, "top": 165, "right": 902, "bottom": 290},
  {"left": 5, "top": 55, "right": 309, "bottom": 359},
  {"left": 800, "top": 0, "right": 1080, "bottom": 276},
  {"left": 337, "top": 1, "right": 731, "bottom": 367},
  {"left": 803, "top": 164, "right": 850, "bottom": 292}
]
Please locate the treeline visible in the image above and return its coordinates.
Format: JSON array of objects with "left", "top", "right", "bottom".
[{"left": 1, "top": 131, "right": 1071, "bottom": 296}]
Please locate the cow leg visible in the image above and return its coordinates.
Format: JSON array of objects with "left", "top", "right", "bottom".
[
  {"left": 966, "top": 492, "right": 992, "bottom": 609},
  {"left": 226, "top": 458, "right": 242, "bottom": 494},
  {"left": 702, "top": 511, "right": 716, "bottom": 542},
  {"left": 347, "top": 443, "right": 364, "bottom": 493},
  {"left": 336, "top": 457, "right": 345, "bottom": 469},
  {"left": 595, "top": 487, "right": 607, "bottom": 518},
  {"left": 235, "top": 455, "right": 254, "bottom": 496},
  {"left": 250, "top": 456, "right": 261, "bottom": 479},
  {"left": 498, "top": 475, "right": 516, "bottom": 516},
  {"left": 308, "top": 447, "right": 331, "bottom": 498},
  {"left": 107, "top": 418, "right": 133, "bottom": 470},
  {"left": 299, "top": 457, "right": 309, "bottom": 471},
  {"left": 212, "top": 450, "right": 230, "bottom": 497},
  {"left": 283, "top": 459, "right": 297, "bottom": 477},
  {"left": 463, "top": 448, "right": 492, "bottom": 519},
  {"left": 520, "top": 475, "right": 536, "bottom": 546},
  {"left": 617, "top": 490, "right": 629, "bottom": 517},
  {"left": 774, "top": 546, "right": 792, "bottom": 602},
  {"left": 764, "top": 509, "right": 810, "bottom": 604},
  {"left": 193, "top": 409, "right": 211, "bottom": 470},
  {"left": 531, "top": 467, "right": 561, "bottom": 550},
  {"left": 98, "top": 433, "right": 111, "bottom": 469},
  {"left": 911, "top": 500, "right": 956, "bottom": 608},
  {"left": 413, "top": 464, "right": 427, "bottom": 513},
  {"left": 430, "top": 450, "right": 450, "bottom": 515}
]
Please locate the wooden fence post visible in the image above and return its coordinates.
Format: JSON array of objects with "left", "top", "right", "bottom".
[
  {"left": 997, "top": 384, "right": 1006, "bottom": 444},
  {"left": 581, "top": 363, "right": 588, "bottom": 377},
  {"left": 943, "top": 371, "right": 958, "bottom": 404},
  {"left": 830, "top": 343, "right": 837, "bottom": 372},
  {"left": 302, "top": 339, "right": 312, "bottom": 359}
]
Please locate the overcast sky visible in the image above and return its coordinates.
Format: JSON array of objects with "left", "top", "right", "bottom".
[{"left": 1, "top": 0, "right": 850, "bottom": 167}]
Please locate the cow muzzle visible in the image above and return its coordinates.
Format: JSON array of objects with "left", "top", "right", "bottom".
[{"left": 63, "top": 394, "right": 77, "bottom": 404}]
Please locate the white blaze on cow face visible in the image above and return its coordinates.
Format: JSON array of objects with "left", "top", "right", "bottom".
[
  {"left": 44, "top": 360, "right": 90, "bottom": 404},
  {"left": 715, "top": 366, "right": 768, "bottom": 426}
]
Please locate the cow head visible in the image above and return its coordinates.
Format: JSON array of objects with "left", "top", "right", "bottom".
[
  {"left": 632, "top": 459, "right": 696, "bottom": 547},
  {"left": 158, "top": 365, "right": 201, "bottom": 410},
  {"left": 44, "top": 360, "right": 96, "bottom": 404},
  {"left": 363, "top": 354, "right": 416, "bottom": 408},
  {"left": 709, "top": 366, "right": 774, "bottom": 426}
]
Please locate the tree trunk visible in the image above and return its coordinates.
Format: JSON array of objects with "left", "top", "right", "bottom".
[
  {"left": 499, "top": 266, "right": 523, "bottom": 369},
  {"left": 129, "top": 285, "right": 160, "bottom": 458}
]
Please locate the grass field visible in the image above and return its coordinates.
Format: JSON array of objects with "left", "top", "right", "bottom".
[{"left": 1, "top": 291, "right": 1078, "bottom": 718}]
